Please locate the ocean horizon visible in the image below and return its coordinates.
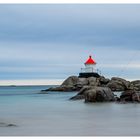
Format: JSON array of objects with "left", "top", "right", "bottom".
[
  {"left": 0, "top": 77, "right": 138, "bottom": 86},
  {"left": 0, "top": 79, "right": 64, "bottom": 86}
]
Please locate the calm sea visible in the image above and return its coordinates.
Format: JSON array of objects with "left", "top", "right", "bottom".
[{"left": 0, "top": 85, "right": 140, "bottom": 136}]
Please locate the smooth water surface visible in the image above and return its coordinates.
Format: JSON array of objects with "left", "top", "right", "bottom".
[{"left": 0, "top": 86, "right": 140, "bottom": 136}]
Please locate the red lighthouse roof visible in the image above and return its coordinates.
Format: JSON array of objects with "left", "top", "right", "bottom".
[{"left": 85, "top": 55, "right": 96, "bottom": 65}]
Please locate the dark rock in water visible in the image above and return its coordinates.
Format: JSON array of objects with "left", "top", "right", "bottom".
[
  {"left": 120, "top": 90, "right": 140, "bottom": 102},
  {"left": 132, "top": 92, "right": 140, "bottom": 102},
  {"left": 70, "top": 86, "right": 89, "bottom": 100},
  {"left": 61, "top": 76, "right": 79, "bottom": 87},
  {"left": 43, "top": 85, "right": 78, "bottom": 92},
  {"left": 44, "top": 76, "right": 80, "bottom": 92},
  {"left": 130, "top": 80, "right": 140, "bottom": 85},
  {"left": 0, "top": 122, "right": 17, "bottom": 127},
  {"left": 39, "top": 90, "right": 49, "bottom": 94},
  {"left": 70, "top": 95, "right": 85, "bottom": 100},
  {"left": 120, "top": 90, "right": 134, "bottom": 102},
  {"left": 39, "top": 74, "right": 140, "bottom": 104},
  {"left": 6, "top": 124, "right": 17, "bottom": 127},
  {"left": 130, "top": 80, "right": 140, "bottom": 91},
  {"left": 70, "top": 86, "right": 115, "bottom": 102},
  {"left": 45, "top": 76, "right": 101, "bottom": 92},
  {"left": 85, "top": 87, "right": 115, "bottom": 102},
  {"left": 106, "top": 77, "right": 130, "bottom": 91},
  {"left": 40, "top": 74, "right": 140, "bottom": 105},
  {"left": 42, "top": 76, "right": 132, "bottom": 93}
]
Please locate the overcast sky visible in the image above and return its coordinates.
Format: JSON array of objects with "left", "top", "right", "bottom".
[{"left": 0, "top": 4, "right": 140, "bottom": 81}]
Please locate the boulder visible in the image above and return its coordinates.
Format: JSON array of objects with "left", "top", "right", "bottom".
[
  {"left": 87, "top": 77, "right": 100, "bottom": 86},
  {"left": 85, "top": 87, "right": 115, "bottom": 102},
  {"left": 70, "top": 86, "right": 115, "bottom": 102},
  {"left": 43, "top": 76, "right": 80, "bottom": 92},
  {"left": 107, "top": 77, "right": 130, "bottom": 91},
  {"left": 99, "top": 76, "right": 110, "bottom": 86},
  {"left": 41, "top": 85, "right": 77, "bottom": 92},
  {"left": 61, "top": 76, "right": 79, "bottom": 86},
  {"left": 130, "top": 80, "right": 140, "bottom": 91},
  {"left": 70, "top": 86, "right": 89, "bottom": 100},
  {"left": 120, "top": 90, "right": 140, "bottom": 102},
  {"left": 75, "top": 78, "right": 89, "bottom": 89},
  {"left": 132, "top": 92, "right": 140, "bottom": 102},
  {"left": 75, "top": 77, "right": 100, "bottom": 88},
  {"left": 44, "top": 76, "right": 101, "bottom": 92}
]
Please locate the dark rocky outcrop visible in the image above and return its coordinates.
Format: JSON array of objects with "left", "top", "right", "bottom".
[
  {"left": 70, "top": 86, "right": 89, "bottom": 100},
  {"left": 99, "top": 76, "right": 110, "bottom": 86},
  {"left": 40, "top": 75, "right": 140, "bottom": 103},
  {"left": 88, "top": 77, "right": 100, "bottom": 86},
  {"left": 75, "top": 78, "right": 89, "bottom": 89},
  {"left": 119, "top": 90, "right": 140, "bottom": 102},
  {"left": 130, "top": 80, "right": 140, "bottom": 91},
  {"left": 42, "top": 76, "right": 132, "bottom": 93},
  {"left": 61, "top": 76, "right": 79, "bottom": 87},
  {"left": 120, "top": 90, "right": 140, "bottom": 102},
  {"left": 85, "top": 87, "right": 115, "bottom": 102},
  {"left": 41, "top": 76, "right": 79, "bottom": 92},
  {"left": 75, "top": 77, "right": 100, "bottom": 88},
  {"left": 106, "top": 77, "right": 130, "bottom": 91},
  {"left": 42, "top": 76, "right": 101, "bottom": 93},
  {"left": 41, "top": 85, "right": 78, "bottom": 92},
  {"left": 70, "top": 86, "right": 115, "bottom": 102}
]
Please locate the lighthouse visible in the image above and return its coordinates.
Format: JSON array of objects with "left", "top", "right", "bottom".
[
  {"left": 84, "top": 55, "right": 96, "bottom": 72},
  {"left": 79, "top": 55, "right": 100, "bottom": 78}
]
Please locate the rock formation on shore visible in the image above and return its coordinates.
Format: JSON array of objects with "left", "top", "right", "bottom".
[
  {"left": 119, "top": 90, "right": 140, "bottom": 102},
  {"left": 70, "top": 86, "right": 115, "bottom": 102},
  {"left": 41, "top": 75, "right": 140, "bottom": 103}
]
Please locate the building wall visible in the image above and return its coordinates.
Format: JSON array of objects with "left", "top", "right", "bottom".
[{"left": 85, "top": 64, "right": 95, "bottom": 73}]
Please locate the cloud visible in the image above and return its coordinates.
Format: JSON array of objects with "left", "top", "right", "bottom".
[
  {"left": 0, "top": 4, "right": 140, "bottom": 80},
  {"left": 0, "top": 4, "right": 140, "bottom": 46},
  {"left": 99, "top": 64, "right": 140, "bottom": 69}
]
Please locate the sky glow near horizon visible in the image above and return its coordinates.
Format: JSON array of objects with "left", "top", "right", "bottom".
[{"left": 0, "top": 4, "right": 140, "bottom": 84}]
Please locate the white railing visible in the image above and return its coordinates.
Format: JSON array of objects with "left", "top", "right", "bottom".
[
  {"left": 81, "top": 67, "right": 93, "bottom": 73},
  {"left": 81, "top": 68, "right": 102, "bottom": 75}
]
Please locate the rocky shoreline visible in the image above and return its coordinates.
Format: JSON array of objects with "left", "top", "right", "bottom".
[{"left": 41, "top": 76, "right": 140, "bottom": 103}]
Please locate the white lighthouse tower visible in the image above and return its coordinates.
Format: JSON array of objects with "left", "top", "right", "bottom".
[{"left": 79, "top": 55, "right": 100, "bottom": 78}]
